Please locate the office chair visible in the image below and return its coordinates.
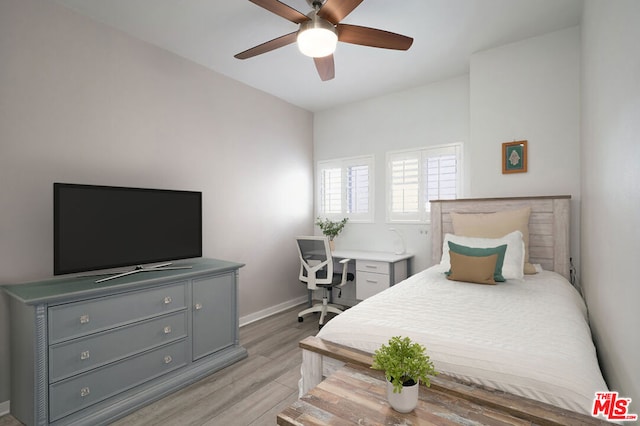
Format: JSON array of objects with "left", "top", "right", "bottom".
[{"left": 295, "top": 236, "right": 353, "bottom": 329}]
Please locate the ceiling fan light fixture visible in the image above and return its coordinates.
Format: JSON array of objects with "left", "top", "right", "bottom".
[{"left": 297, "top": 14, "right": 337, "bottom": 58}]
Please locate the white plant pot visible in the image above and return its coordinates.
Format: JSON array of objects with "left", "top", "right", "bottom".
[{"left": 386, "top": 380, "right": 419, "bottom": 413}]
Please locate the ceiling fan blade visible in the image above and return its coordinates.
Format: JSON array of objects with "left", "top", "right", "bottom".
[
  {"left": 337, "top": 24, "right": 413, "bottom": 50},
  {"left": 234, "top": 32, "right": 297, "bottom": 59},
  {"left": 314, "top": 55, "right": 335, "bottom": 81},
  {"left": 318, "top": 0, "right": 363, "bottom": 25},
  {"left": 249, "top": 0, "right": 309, "bottom": 24}
]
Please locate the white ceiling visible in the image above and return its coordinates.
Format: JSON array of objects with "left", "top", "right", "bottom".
[{"left": 53, "top": 0, "right": 583, "bottom": 112}]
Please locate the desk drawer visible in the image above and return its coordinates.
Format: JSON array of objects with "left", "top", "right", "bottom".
[
  {"left": 48, "top": 282, "right": 187, "bottom": 343},
  {"left": 356, "top": 260, "right": 390, "bottom": 274},
  {"left": 356, "top": 271, "right": 390, "bottom": 300},
  {"left": 49, "top": 311, "right": 187, "bottom": 383},
  {"left": 49, "top": 339, "right": 187, "bottom": 422}
]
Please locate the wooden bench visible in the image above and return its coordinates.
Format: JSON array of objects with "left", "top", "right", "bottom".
[{"left": 284, "top": 336, "right": 612, "bottom": 426}]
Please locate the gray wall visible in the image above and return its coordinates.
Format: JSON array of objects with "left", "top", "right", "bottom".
[
  {"left": 0, "top": 0, "right": 313, "bottom": 404},
  {"left": 581, "top": 0, "right": 640, "bottom": 407}
]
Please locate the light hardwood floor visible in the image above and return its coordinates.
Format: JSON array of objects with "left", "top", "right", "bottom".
[{"left": 0, "top": 304, "right": 323, "bottom": 426}]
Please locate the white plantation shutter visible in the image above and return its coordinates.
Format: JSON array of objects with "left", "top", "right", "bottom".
[
  {"left": 425, "top": 154, "right": 457, "bottom": 204},
  {"left": 346, "top": 164, "right": 369, "bottom": 214},
  {"left": 387, "top": 144, "right": 462, "bottom": 222},
  {"left": 317, "top": 156, "right": 374, "bottom": 222},
  {"left": 390, "top": 154, "right": 420, "bottom": 218},
  {"left": 319, "top": 167, "right": 341, "bottom": 214}
]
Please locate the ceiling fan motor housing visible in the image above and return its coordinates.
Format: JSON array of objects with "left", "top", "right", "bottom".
[{"left": 297, "top": 12, "right": 338, "bottom": 58}]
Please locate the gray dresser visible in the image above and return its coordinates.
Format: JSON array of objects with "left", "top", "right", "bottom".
[{"left": 2, "top": 258, "right": 247, "bottom": 426}]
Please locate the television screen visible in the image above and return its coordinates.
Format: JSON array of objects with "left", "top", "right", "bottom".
[{"left": 54, "top": 183, "right": 202, "bottom": 275}]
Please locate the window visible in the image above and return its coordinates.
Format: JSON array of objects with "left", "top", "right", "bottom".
[
  {"left": 387, "top": 144, "right": 462, "bottom": 223},
  {"left": 317, "top": 155, "right": 374, "bottom": 222}
]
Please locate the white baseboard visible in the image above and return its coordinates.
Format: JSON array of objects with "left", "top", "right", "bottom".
[
  {"left": 239, "top": 295, "right": 307, "bottom": 327},
  {"left": 0, "top": 400, "right": 10, "bottom": 417}
]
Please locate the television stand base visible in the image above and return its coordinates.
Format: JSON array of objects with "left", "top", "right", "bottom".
[{"left": 95, "top": 262, "right": 192, "bottom": 283}]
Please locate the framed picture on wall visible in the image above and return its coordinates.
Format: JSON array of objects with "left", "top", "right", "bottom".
[{"left": 502, "top": 140, "right": 528, "bottom": 174}]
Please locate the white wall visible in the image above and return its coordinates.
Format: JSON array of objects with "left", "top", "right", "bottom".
[
  {"left": 314, "top": 75, "right": 470, "bottom": 291},
  {"left": 469, "top": 27, "right": 582, "bottom": 278},
  {"left": 314, "top": 29, "right": 582, "bottom": 301},
  {"left": 0, "top": 0, "right": 313, "bottom": 404},
  {"left": 581, "top": 0, "right": 640, "bottom": 407}
]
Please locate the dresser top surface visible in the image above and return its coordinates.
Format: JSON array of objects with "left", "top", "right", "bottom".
[{"left": 1, "top": 258, "right": 244, "bottom": 305}]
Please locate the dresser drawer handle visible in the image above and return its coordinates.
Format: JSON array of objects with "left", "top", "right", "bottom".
[
  {"left": 164, "top": 355, "right": 173, "bottom": 364},
  {"left": 163, "top": 326, "right": 172, "bottom": 334},
  {"left": 163, "top": 296, "right": 173, "bottom": 305},
  {"left": 80, "top": 387, "right": 90, "bottom": 398},
  {"left": 194, "top": 303, "right": 203, "bottom": 310},
  {"left": 80, "top": 350, "right": 90, "bottom": 360},
  {"left": 365, "top": 265, "right": 378, "bottom": 269},
  {"left": 79, "top": 314, "right": 90, "bottom": 324},
  {"left": 366, "top": 279, "right": 379, "bottom": 284}
]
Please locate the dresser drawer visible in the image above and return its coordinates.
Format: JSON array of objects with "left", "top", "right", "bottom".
[
  {"left": 48, "top": 282, "right": 187, "bottom": 343},
  {"left": 49, "top": 339, "right": 187, "bottom": 422},
  {"left": 49, "top": 311, "right": 187, "bottom": 383},
  {"left": 356, "top": 259, "right": 390, "bottom": 274},
  {"left": 356, "top": 271, "right": 390, "bottom": 300}
]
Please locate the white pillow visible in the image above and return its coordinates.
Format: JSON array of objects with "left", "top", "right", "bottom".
[{"left": 440, "top": 231, "right": 525, "bottom": 280}]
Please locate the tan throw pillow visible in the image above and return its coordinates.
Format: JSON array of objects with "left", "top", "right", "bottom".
[
  {"left": 450, "top": 207, "right": 537, "bottom": 274},
  {"left": 446, "top": 251, "right": 498, "bottom": 285}
]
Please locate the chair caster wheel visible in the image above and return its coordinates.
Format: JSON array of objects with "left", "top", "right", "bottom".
[{"left": 298, "top": 317, "right": 303, "bottom": 323}]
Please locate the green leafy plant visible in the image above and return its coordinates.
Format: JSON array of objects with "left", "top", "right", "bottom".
[
  {"left": 371, "top": 336, "right": 438, "bottom": 393},
  {"left": 315, "top": 217, "right": 348, "bottom": 240}
]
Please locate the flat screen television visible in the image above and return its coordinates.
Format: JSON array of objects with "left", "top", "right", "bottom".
[{"left": 54, "top": 183, "right": 202, "bottom": 276}]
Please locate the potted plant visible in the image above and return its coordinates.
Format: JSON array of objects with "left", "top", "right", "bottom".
[
  {"left": 371, "top": 336, "right": 438, "bottom": 413},
  {"left": 315, "top": 217, "right": 348, "bottom": 250}
]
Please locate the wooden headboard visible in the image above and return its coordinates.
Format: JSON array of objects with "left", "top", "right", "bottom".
[{"left": 430, "top": 196, "right": 571, "bottom": 279}]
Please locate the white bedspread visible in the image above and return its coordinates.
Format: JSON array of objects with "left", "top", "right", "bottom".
[{"left": 315, "top": 266, "right": 608, "bottom": 415}]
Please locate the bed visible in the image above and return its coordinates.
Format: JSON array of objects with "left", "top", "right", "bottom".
[{"left": 299, "top": 195, "right": 609, "bottom": 417}]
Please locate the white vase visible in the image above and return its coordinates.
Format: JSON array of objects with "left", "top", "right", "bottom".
[{"left": 386, "top": 380, "right": 419, "bottom": 413}]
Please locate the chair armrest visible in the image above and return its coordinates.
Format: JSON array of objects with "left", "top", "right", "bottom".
[{"left": 337, "top": 258, "right": 352, "bottom": 287}]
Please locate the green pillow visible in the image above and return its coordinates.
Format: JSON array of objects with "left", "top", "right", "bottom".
[{"left": 447, "top": 241, "right": 507, "bottom": 282}]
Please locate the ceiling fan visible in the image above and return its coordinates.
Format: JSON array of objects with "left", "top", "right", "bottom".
[{"left": 234, "top": 0, "right": 414, "bottom": 81}]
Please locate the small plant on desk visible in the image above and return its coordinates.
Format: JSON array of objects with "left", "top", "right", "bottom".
[{"left": 315, "top": 217, "right": 348, "bottom": 240}]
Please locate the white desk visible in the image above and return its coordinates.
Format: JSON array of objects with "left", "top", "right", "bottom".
[{"left": 332, "top": 250, "right": 413, "bottom": 300}]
